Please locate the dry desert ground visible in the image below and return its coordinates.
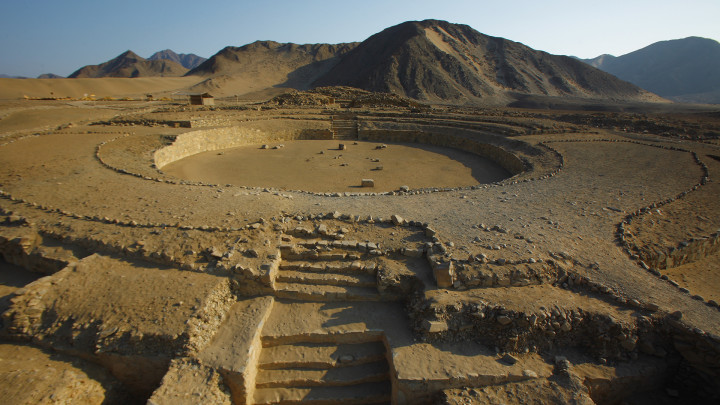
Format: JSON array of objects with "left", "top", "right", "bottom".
[{"left": 0, "top": 87, "right": 720, "bottom": 404}]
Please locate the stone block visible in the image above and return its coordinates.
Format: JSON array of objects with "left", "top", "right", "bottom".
[
  {"left": 432, "top": 261, "right": 455, "bottom": 288},
  {"left": 423, "top": 320, "right": 449, "bottom": 333},
  {"left": 361, "top": 179, "right": 375, "bottom": 187}
]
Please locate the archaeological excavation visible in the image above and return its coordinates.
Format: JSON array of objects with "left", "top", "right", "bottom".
[{"left": 1, "top": 86, "right": 720, "bottom": 404}]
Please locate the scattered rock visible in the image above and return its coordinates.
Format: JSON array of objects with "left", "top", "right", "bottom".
[
  {"left": 501, "top": 353, "right": 518, "bottom": 365},
  {"left": 496, "top": 315, "right": 513, "bottom": 325},
  {"left": 391, "top": 214, "right": 404, "bottom": 226},
  {"left": 522, "top": 369, "right": 538, "bottom": 378}
]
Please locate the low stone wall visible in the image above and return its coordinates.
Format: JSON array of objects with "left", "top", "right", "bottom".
[
  {"left": 154, "top": 119, "right": 333, "bottom": 169},
  {"left": 359, "top": 129, "right": 525, "bottom": 175},
  {"left": 357, "top": 121, "right": 531, "bottom": 175},
  {"left": 640, "top": 232, "right": 720, "bottom": 270}
]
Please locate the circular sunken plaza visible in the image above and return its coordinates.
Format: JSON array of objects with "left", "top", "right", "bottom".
[{"left": 1, "top": 95, "right": 720, "bottom": 404}]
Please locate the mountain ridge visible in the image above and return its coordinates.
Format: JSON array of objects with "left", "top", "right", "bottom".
[
  {"left": 580, "top": 36, "right": 720, "bottom": 103},
  {"left": 184, "top": 40, "right": 359, "bottom": 94},
  {"left": 69, "top": 50, "right": 188, "bottom": 78},
  {"left": 148, "top": 49, "right": 206, "bottom": 70}
]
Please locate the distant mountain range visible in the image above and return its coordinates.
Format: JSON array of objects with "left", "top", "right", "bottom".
[
  {"left": 67, "top": 49, "right": 206, "bottom": 79},
  {"left": 68, "top": 50, "right": 190, "bottom": 78},
  {"left": 579, "top": 37, "right": 720, "bottom": 104},
  {"left": 10, "top": 21, "right": 719, "bottom": 105},
  {"left": 185, "top": 20, "right": 661, "bottom": 105}
]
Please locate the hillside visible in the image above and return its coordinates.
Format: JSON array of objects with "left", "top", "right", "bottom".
[
  {"left": 69, "top": 51, "right": 188, "bottom": 78},
  {"left": 313, "top": 20, "right": 664, "bottom": 105},
  {"left": 185, "top": 41, "right": 358, "bottom": 95},
  {"left": 148, "top": 49, "right": 206, "bottom": 70},
  {"left": 581, "top": 37, "right": 720, "bottom": 103}
]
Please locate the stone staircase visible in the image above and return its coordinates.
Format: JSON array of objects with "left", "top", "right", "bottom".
[
  {"left": 276, "top": 239, "right": 396, "bottom": 302},
  {"left": 331, "top": 115, "right": 358, "bottom": 140},
  {"left": 254, "top": 335, "right": 392, "bottom": 405}
]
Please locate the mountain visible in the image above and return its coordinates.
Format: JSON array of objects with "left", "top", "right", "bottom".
[
  {"left": 148, "top": 49, "right": 206, "bottom": 70},
  {"left": 312, "top": 20, "right": 662, "bottom": 104},
  {"left": 0, "top": 74, "right": 27, "bottom": 79},
  {"left": 185, "top": 41, "right": 359, "bottom": 94},
  {"left": 68, "top": 50, "right": 188, "bottom": 78},
  {"left": 37, "top": 73, "right": 63, "bottom": 79},
  {"left": 581, "top": 37, "right": 720, "bottom": 103}
]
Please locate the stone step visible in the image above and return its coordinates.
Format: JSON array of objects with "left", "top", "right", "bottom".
[
  {"left": 280, "top": 260, "right": 377, "bottom": 275},
  {"left": 281, "top": 250, "right": 360, "bottom": 261},
  {"left": 256, "top": 361, "right": 389, "bottom": 388},
  {"left": 253, "top": 381, "right": 391, "bottom": 405},
  {"left": 273, "top": 282, "right": 390, "bottom": 302},
  {"left": 261, "top": 331, "right": 385, "bottom": 347},
  {"left": 259, "top": 341, "right": 387, "bottom": 369},
  {"left": 276, "top": 270, "right": 376, "bottom": 288},
  {"left": 291, "top": 239, "right": 380, "bottom": 251}
]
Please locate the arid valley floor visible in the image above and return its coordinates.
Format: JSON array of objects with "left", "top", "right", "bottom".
[{"left": 1, "top": 89, "right": 720, "bottom": 404}]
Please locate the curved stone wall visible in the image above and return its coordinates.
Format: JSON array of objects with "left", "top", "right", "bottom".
[
  {"left": 154, "top": 119, "right": 333, "bottom": 169},
  {"left": 154, "top": 117, "right": 531, "bottom": 179},
  {"left": 359, "top": 129, "right": 525, "bottom": 175},
  {"left": 357, "top": 119, "right": 538, "bottom": 175}
]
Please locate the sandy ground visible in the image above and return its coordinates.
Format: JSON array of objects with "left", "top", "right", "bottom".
[
  {"left": 162, "top": 140, "right": 511, "bottom": 192},
  {"left": 662, "top": 252, "right": 720, "bottom": 303},
  {"left": 0, "top": 77, "right": 200, "bottom": 100}
]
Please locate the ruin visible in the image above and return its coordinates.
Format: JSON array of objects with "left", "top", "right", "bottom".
[{"left": 1, "top": 94, "right": 719, "bottom": 404}]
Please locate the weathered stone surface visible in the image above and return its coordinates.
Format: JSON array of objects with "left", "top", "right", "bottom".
[
  {"left": 361, "top": 179, "right": 375, "bottom": 187},
  {"left": 423, "top": 320, "right": 449, "bottom": 333},
  {"left": 501, "top": 353, "right": 518, "bottom": 365},
  {"left": 432, "top": 261, "right": 455, "bottom": 288}
]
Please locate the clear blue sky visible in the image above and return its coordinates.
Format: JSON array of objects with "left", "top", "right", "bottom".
[{"left": 1, "top": 0, "right": 718, "bottom": 77}]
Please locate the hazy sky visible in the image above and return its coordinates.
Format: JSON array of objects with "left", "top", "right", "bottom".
[{"left": 1, "top": 0, "right": 718, "bottom": 77}]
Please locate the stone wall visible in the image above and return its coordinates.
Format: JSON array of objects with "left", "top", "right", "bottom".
[
  {"left": 357, "top": 121, "right": 532, "bottom": 175},
  {"left": 154, "top": 119, "right": 333, "bottom": 169},
  {"left": 640, "top": 231, "right": 720, "bottom": 271},
  {"left": 359, "top": 129, "right": 525, "bottom": 175}
]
